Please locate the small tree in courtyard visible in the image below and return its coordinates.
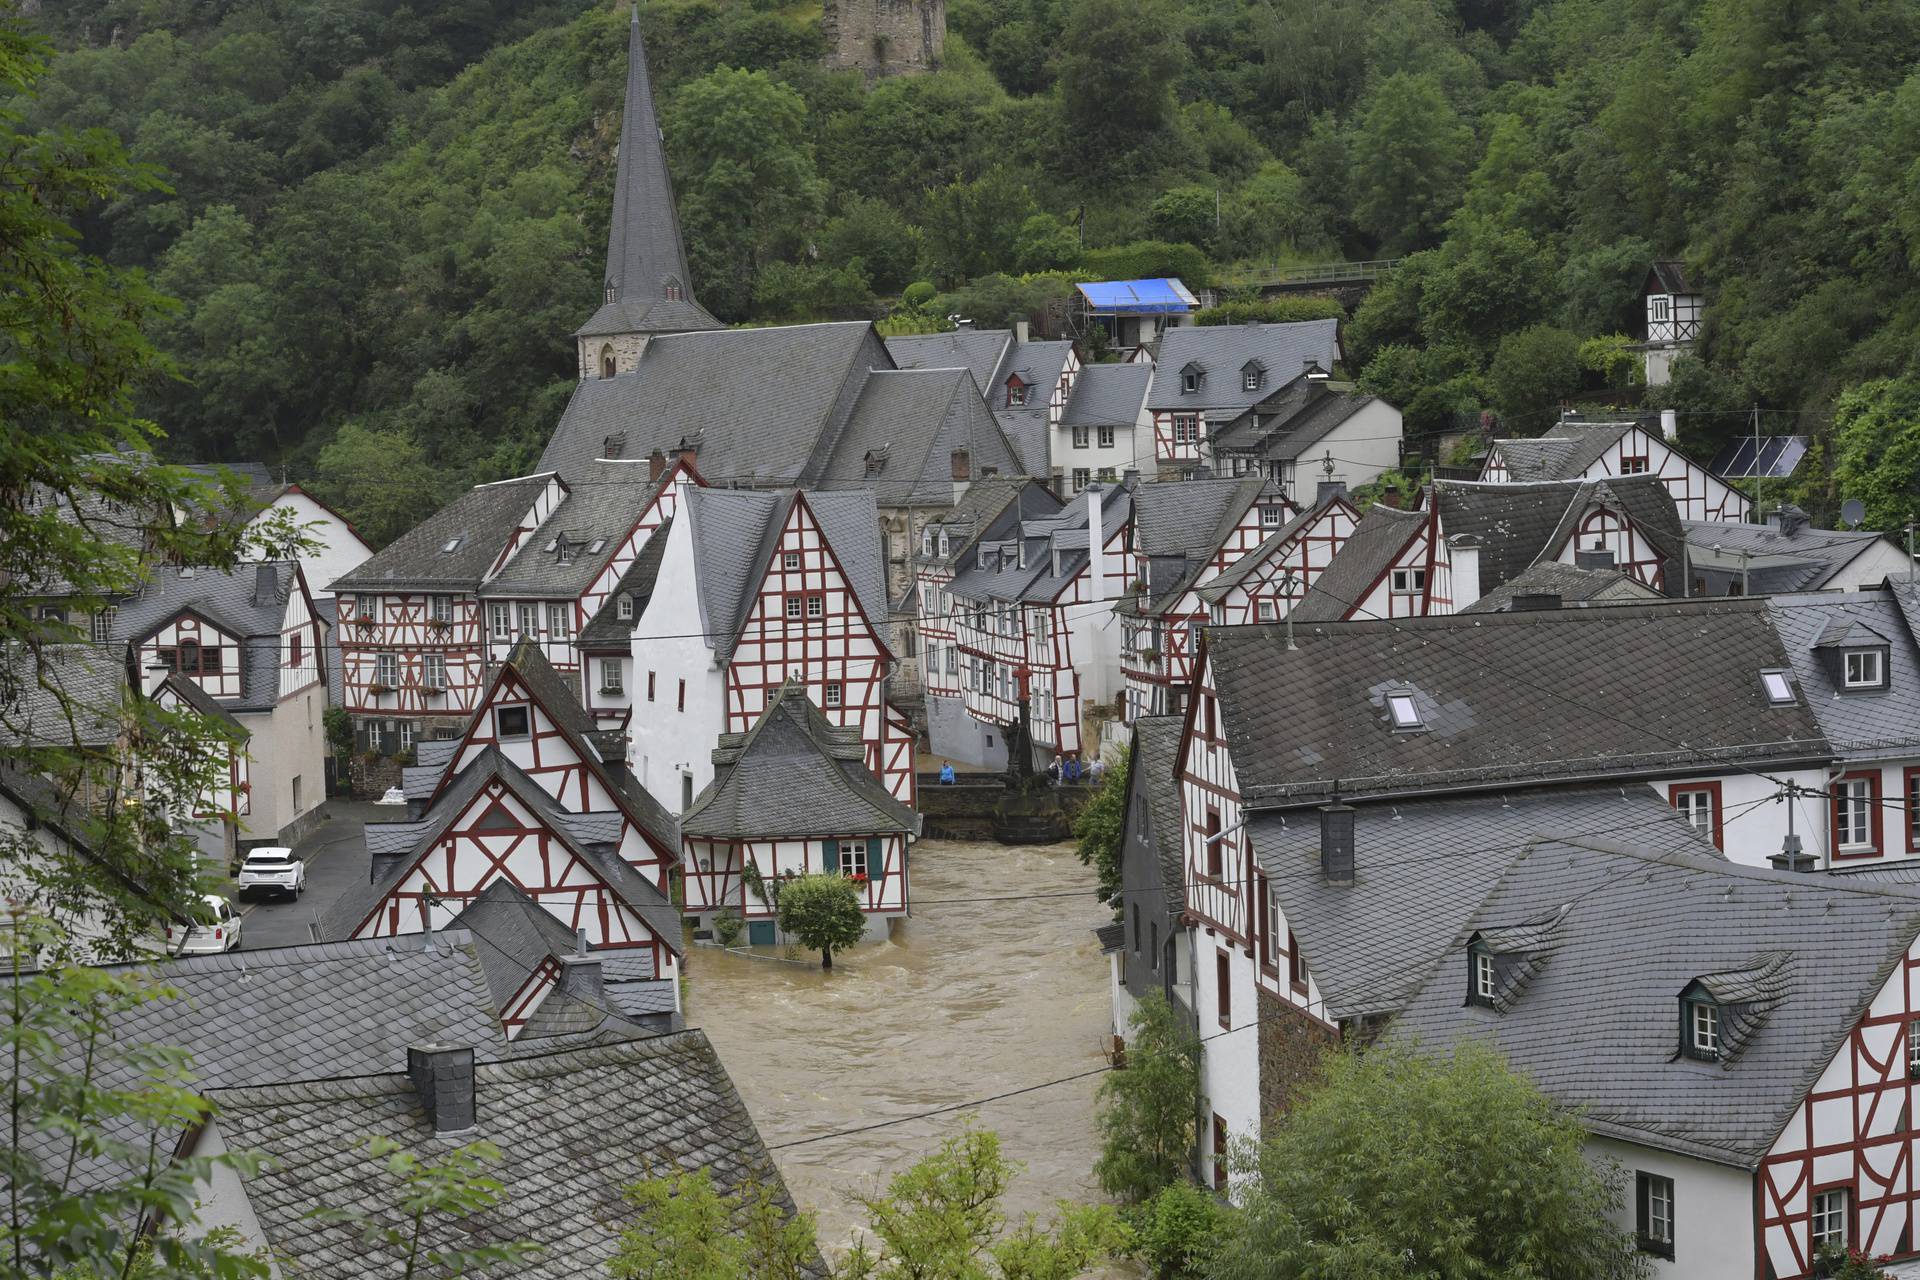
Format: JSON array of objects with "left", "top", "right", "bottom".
[
  {"left": 1072, "top": 744, "right": 1129, "bottom": 907},
  {"left": 1209, "top": 1042, "right": 1645, "bottom": 1280},
  {"left": 1095, "top": 993, "right": 1201, "bottom": 1204},
  {"left": 776, "top": 872, "right": 865, "bottom": 969}
]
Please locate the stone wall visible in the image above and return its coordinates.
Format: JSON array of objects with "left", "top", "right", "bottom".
[
  {"left": 822, "top": 0, "right": 945, "bottom": 77},
  {"left": 1255, "top": 985, "right": 1338, "bottom": 1139},
  {"left": 577, "top": 331, "right": 652, "bottom": 380}
]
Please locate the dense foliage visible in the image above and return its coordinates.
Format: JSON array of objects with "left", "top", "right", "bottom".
[
  {"left": 1094, "top": 994, "right": 1202, "bottom": 1206},
  {"left": 16, "top": 0, "right": 1920, "bottom": 535},
  {"left": 774, "top": 871, "right": 866, "bottom": 969}
]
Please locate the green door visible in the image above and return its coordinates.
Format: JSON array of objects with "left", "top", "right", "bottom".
[{"left": 747, "top": 920, "right": 777, "bottom": 947}]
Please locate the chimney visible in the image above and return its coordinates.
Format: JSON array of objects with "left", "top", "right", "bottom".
[
  {"left": 1315, "top": 480, "right": 1347, "bottom": 507},
  {"left": 1014, "top": 319, "right": 1030, "bottom": 344},
  {"left": 252, "top": 564, "right": 279, "bottom": 608},
  {"left": 1377, "top": 483, "right": 1402, "bottom": 510},
  {"left": 1085, "top": 485, "right": 1110, "bottom": 602},
  {"left": 1660, "top": 408, "right": 1678, "bottom": 442},
  {"left": 407, "top": 1043, "right": 476, "bottom": 1136},
  {"left": 558, "top": 951, "right": 604, "bottom": 1005},
  {"left": 1574, "top": 547, "right": 1616, "bottom": 571},
  {"left": 1319, "top": 803, "right": 1355, "bottom": 886},
  {"left": 1510, "top": 592, "right": 1562, "bottom": 612},
  {"left": 1122, "top": 468, "right": 1141, "bottom": 488},
  {"left": 1195, "top": 465, "right": 1213, "bottom": 480},
  {"left": 1448, "top": 538, "right": 1480, "bottom": 608},
  {"left": 1777, "top": 504, "right": 1808, "bottom": 538},
  {"left": 1769, "top": 833, "right": 1817, "bottom": 874},
  {"left": 648, "top": 449, "right": 666, "bottom": 482}
]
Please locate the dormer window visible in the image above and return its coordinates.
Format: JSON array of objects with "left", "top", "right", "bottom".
[
  {"left": 1844, "top": 649, "right": 1885, "bottom": 689},
  {"left": 1386, "top": 692, "right": 1423, "bottom": 731},
  {"left": 1006, "top": 376, "right": 1029, "bottom": 408},
  {"left": 939, "top": 531, "right": 951, "bottom": 556},
  {"left": 605, "top": 281, "right": 617, "bottom": 304},
  {"left": 663, "top": 276, "right": 684, "bottom": 302},
  {"left": 1683, "top": 997, "right": 1720, "bottom": 1060},
  {"left": 1241, "top": 360, "right": 1266, "bottom": 393},
  {"left": 1676, "top": 953, "right": 1787, "bottom": 1066},
  {"left": 616, "top": 594, "right": 634, "bottom": 621},
  {"left": 557, "top": 541, "right": 576, "bottom": 566},
  {"left": 1467, "top": 944, "right": 1496, "bottom": 1007},
  {"left": 1182, "top": 372, "right": 1200, "bottom": 393}
]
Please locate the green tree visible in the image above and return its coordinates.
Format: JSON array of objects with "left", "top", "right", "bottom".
[
  {"left": 1132, "top": 1180, "right": 1223, "bottom": 1280},
  {"left": 1209, "top": 1043, "right": 1641, "bottom": 1280},
  {"left": 312, "top": 422, "right": 449, "bottom": 549},
  {"left": 775, "top": 872, "right": 866, "bottom": 970},
  {"left": 1056, "top": 0, "right": 1186, "bottom": 155},
  {"left": 1826, "top": 377, "right": 1920, "bottom": 534},
  {"left": 1347, "top": 73, "right": 1471, "bottom": 253},
  {"left": 611, "top": 1167, "right": 817, "bottom": 1280},
  {"left": 1148, "top": 185, "right": 1217, "bottom": 250},
  {"left": 1217, "top": 162, "right": 1318, "bottom": 262},
  {"left": 1485, "top": 324, "right": 1583, "bottom": 428},
  {"left": 820, "top": 197, "right": 924, "bottom": 295},
  {"left": 1071, "top": 744, "right": 1128, "bottom": 905},
  {"left": 921, "top": 169, "right": 1037, "bottom": 286},
  {"left": 1093, "top": 994, "right": 1200, "bottom": 1204}
]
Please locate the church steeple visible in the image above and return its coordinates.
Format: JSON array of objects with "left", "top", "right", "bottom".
[{"left": 575, "top": 4, "right": 719, "bottom": 380}]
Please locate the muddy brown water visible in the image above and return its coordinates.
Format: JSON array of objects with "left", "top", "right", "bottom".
[{"left": 683, "top": 838, "right": 1139, "bottom": 1269}]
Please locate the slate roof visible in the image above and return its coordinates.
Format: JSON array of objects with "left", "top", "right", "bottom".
[
  {"left": 0, "top": 643, "right": 129, "bottom": 750},
  {"left": 1649, "top": 260, "right": 1695, "bottom": 295},
  {"left": 537, "top": 322, "right": 884, "bottom": 488},
  {"left": 1195, "top": 500, "right": 1344, "bottom": 608},
  {"left": 683, "top": 683, "right": 919, "bottom": 840},
  {"left": 944, "top": 482, "right": 1132, "bottom": 605},
  {"left": 987, "top": 339, "right": 1076, "bottom": 476},
  {"left": 916, "top": 479, "right": 1055, "bottom": 569},
  {"left": 580, "top": 517, "right": 671, "bottom": 648},
  {"left": 1682, "top": 513, "right": 1896, "bottom": 595},
  {"left": 1490, "top": 420, "right": 1656, "bottom": 483},
  {"left": 1145, "top": 321, "right": 1342, "bottom": 414},
  {"left": 1460, "top": 560, "right": 1661, "bottom": 614},
  {"left": 19, "top": 474, "right": 169, "bottom": 595},
  {"left": 1390, "top": 837, "right": 1920, "bottom": 1167},
  {"left": 574, "top": 10, "right": 720, "bottom": 338},
  {"left": 332, "top": 474, "right": 556, "bottom": 592},
  {"left": 1129, "top": 716, "right": 1187, "bottom": 917},
  {"left": 481, "top": 461, "right": 669, "bottom": 598},
  {"left": 1289, "top": 504, "right": 1426, "bottom": 623},
  {"left": 205, "top": 1033, "right": 817, "bottom": 1279},
  {"left": 1122, "top": 475, "right": 1274, "bottom": 616},
  {"left": 819, "top": 368, "right": 1027, "bottom": 505},
  {"left": 1210, "top": 374, "right": 1378, "bottom": 463},
  {"left": 1206, "top": 599, "right": 1831, "bottom": 809},
  {"left": 1254, "top": 786, "right": 1719, "bottom": 1021},
  {"left": 109, "top": 562, "right": 300, "bottom": 712},
  {"left": 885, "top": 328, "right": 1012, "bottom": 396},
  {"left": 682, "top": 487, "right": 891, "bottom": 662},
  {"left": 1430, "top": 477, "right": 1682, "bottom": 594},
  {"left": 1766, "top": 589, "right": 1920, "bottom": 761},
  {"left": 324, "top": 746, "right": 681, "bottom": 948},
  {"left": 1061, "top": 361, "right": 1152, "bottom": 428}
]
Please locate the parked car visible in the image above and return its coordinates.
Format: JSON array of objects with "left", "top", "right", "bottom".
[
  {"left": 236, "top": 847, "right": 306, "bottom": 900},
  {"left": 163, "top": 894, "right": 242, "bottom": 955}
]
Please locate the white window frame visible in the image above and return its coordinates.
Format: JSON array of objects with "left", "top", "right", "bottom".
[
  {"left": 1072, "top": 467, "right": 1091, "bottom": 492},
  {"left": 600, "top": 658, "right": 623, "bottom": 695},
  {"left": 783, "top": 551, "right": 801, "bottom": 571},
  {"left": 1181, "top": 373, "right": 1198, "bottom": 394},
  {"left": 399, "top": 720, "right": 415, "bottom": 753},
  {"left": 1242, "top": 370, "right": 1260, "bottom": 392},
  {"left": 517, "top": 603, "right": 537, "bottom": 637},
  {"left": 1844, "top": 649, "right": 1884, "bottom": 688},
  {"left": 786, "top": 595, "right": 803, "bottom": 620},
  {"left": 617, "top": 594, "right": 634, "bottom": 621},
  {"left": 824, "top": 682, "right": 842, "bottom": 708},
  {"left": 1072, "top": 425, "right": 1091, "bottom": 449},
  {"left": 1810, "top": 1188, "right": 1849, "bottom": 1251},
  {"left": 806, "top": 595, "right": 824, "bottom": 619},
  {"left": 1837, "top": 778, "right": 1873, "bottom": 849},
  {"left": 489, "top": 603, "right": 511, "bottom": 640},
  {"left": 1760, "top": 670, "right": 1795, "bottom": 704},
  {"left": 422, "top": 653, "right": 447, "bottom": 691},
  {"left": 1649, "top": 295, "right": 1671, "bottom": 322},
  {"left": 1642, "top": 1174, "right": 1674, "bottom": 1249},
  {"left": 547, "top": 602, "right": 570, "bottom": 641},
  {"left": 837, "top": 839, "right": 868, "bottom": 878},
  {"left": 1097, "top": 425, "right": 1115, "bottom": 448},
  {"left": 429, "top": 595, "right": 452, "bottom": 624},
  {"left": 1386, "top": 692, "right": 1422, "bottom": 731},
  {"left": 1690, "top": 1000, "right": 1719, "bottom": 1057},
  {"left": 1256, "top": 600, "right": 1277, "bottom": 623},
  {"left": 1473, "top": 951, "right": 1495, "bottom": 1000},
  {"left": 1390, "top": 567, "right": 1427, "bottom": 595},
  {"left": 1674, "top": 788, "right": 1714, "bottom": 834},
  {"left": 374, "top": 652, "right": 398, "bottom": 689},
  {"left": 91, "top": 606, "right": 116, "bottom": 643},
  {"left": 494, "top": 705, "right": 531, "bottom": 739}
]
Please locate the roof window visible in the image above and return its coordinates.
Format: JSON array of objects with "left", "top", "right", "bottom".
[
  {"left": 589, "top": 538, "right": 606, "bottom": 554},
  {"left": 1759, "top": 669, "right": 1795, "bottom": 705},
  {"left": 1385, "top": 692, "right": 1423, "bottom": 731},
  {"left": 1676, "top": 951, "right": 1789, "bottom": 1066},
  {"left": 441, "top": 537, "right": 463, "bottom": 554},
  {"left": 1844, "top": 648, "right": 1886, "bottom": 690}
]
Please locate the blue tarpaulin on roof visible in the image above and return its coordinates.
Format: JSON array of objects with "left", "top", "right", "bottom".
[{"left": 1077, "top": 278, "right": 1198, "bottom": 315}]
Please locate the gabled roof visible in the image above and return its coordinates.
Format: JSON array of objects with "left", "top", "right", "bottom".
[
  {"left": 111, "top": 562, "right": 303, "bottom": 712},
  {"left": 481, "top": 460, "right": 673, "bottom": 599},
  {"left": 1211, "top": 375, "right": 1381, "bottom": 464},
  {"left": 683, "top": 488, "right": 891, "bottom": 662},
  {"left": 1123, "top": 475, "right": 1276, "bottom": 616},
  {"left": 884, "top": 328, "right": 1012, "bottom": 394},
  {"left": 0, "top": 643, "right": 129, "bottom": 751},
  {"left": 332, "top": 474, "right": 557, "bottom": 592},
  {"left": 1195, "top": 498, "right": 1349, "bottom": 607},
  {"left": 987, "top": 339, "right": 1075, "bottom": 475},
  {"left": 1431, "top": 476, "right": 1681, "bottom": 592},
  {"left": 683, "top": 682, "right": 918, "bottom": 840},
  {"left": 451, "top": 880, "right": 605, "bottom": 1019},
  {"left": 1460, "top": 560, "right": 1661, "bottom": 614},
  {"left": 1255, "top": 786, "right": 1718, "bottom": 1022},
  {"left": 1206, "top": 599, "right": 1831, "bottom": 808},
  {"left": 916, "top": 478, "right": 1046, "bottom": 568},
  {"left": 1767, "top": 589, "right": 1920, "bottom": 760},
  {"left": 204, "top": 1033, "right": 816, "bottom": 1280},
  {"left": 1290, "top": 504, "right": 1427, "bottom": 624},
  {"left": 945, "top": 483, "right": 1132, "bottom": 605},
  {"left": 1489, "top": 420, "right": 1644, "bottom": 484},
  {"left": 326, "top": 745, "right": 681, "bottom": 948},
  {"left": 538, "top": 322, "right": 886, "bottom": 489},
  {"left": 1682, "top": 514, "right": 1895, "bottom": 595},
  {"left": 579, "top": 516, "right": 672, "bottom": 648},
  {"left": 575, "top": 9, "right": 719, "bottom": 338},
  {"left": 818, "top": 368, "right": 1027, "bottom": 506},
  {"left": 1061, "top": 361, "right": 1152, "bottom": 428},
  {"left": 1648, "top": 260, "right": 1695, "bottom": 295},
  {"left": 1390, "top": 838, "right": 1920, "bottom": 1167},
  {"left": 1146, "top": 321, "right": 1342, "bottom": 413},
  {"left": 1127, "top": 716, "right": 1187, "bottom": 917}
]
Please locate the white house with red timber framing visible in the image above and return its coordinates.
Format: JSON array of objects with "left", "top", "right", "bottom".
[
  {"left": 681, "top": 682, "right": 919, "bottom": 943},
  {"left": 627, "top": 482, "right": 913, "bottom": 815},
  {"left": 1483, "top": 413, "right": 1748, "bottom": 524},
  {"left": 1144, "top": 321, "right": 1341, "bottom": 473}
]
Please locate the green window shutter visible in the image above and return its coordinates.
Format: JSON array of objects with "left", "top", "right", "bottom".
[
  {"left": 822, "top": 839, "right": 838, "bottom": 873},
  {"left": 867, "top": 837, "right": 883, "bottom": 880}
]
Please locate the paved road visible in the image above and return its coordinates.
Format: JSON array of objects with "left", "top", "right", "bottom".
[{"left": 238, "top": 799, "right": 391, "bottom": 949}]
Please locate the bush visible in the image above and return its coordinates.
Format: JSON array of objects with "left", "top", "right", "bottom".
[
  {"left": 1095, "top": 994, "right": 1201, "bottom": 1203},
  {"left": 774, "top": 872, "right": 865, "bottom": 969},
  {"left": 903, "top": 280, "right": 938, "bottom": 308},
  {"left": 1195, "top": 297, "right": 1346, "bottom": 327},
  {"left": 1132, "top": 1181, "right": 1223, "bottom": 1279},
  {"left": 713, "top": 908, "right": 745, "bottom": 948},
  {"left": 1080, "top": 239, "right": 1212, "bottom": 287}
]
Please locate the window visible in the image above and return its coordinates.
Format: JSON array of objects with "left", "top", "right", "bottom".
[
  {"left": 1635, "top": 1173, "right": 1675, "bottom": 1259},
  {"left": 601, "top": 348, "right": 616, "bottom": 379},
  {"left": 945, "top": 647, "right": 957, "bottom": 675},
  {"left": 1006, "top": 379, "right": 1028, "bottom": 407},
  {"left": 441, "top": 536, "right": 463, "bottom": 554},
  {"left": 1619, "top": 455, "right": 1650, "bottom": 475},
  {"left": 617, "top": 593, "right": 634, "bottom": 621},
  {"left": 494, "top": 705, "right": 530, "bottom": 738},
  {"left": 422, "top": 653, "right": 447, "bottom": 691},
  {"left": 292, "top": 775, "right": 302, "bottom": 812},
  {"left": 1243, "top": 370, "right": 1261, "bottom": 392},
  {"left": 489, "top": 603, "right": 511, "bottom": 640},
  {"left": 824, "top": 682, "right": 842, "bottom": 708},
  {"left": 1172, "top": 414, "right": 1200, "bottom": 445},
  {"left": 1909, "top": 768, "right": 1920, "bottom": 852},
  {"left": 90, "top": 606, "right": 115, "bottom": 643},
  {"left": 1072, "top": 425, "right": 1090, "bottom": 449},
  {"left": 1844, "top": 649, "right": 1886, "bottom": 689},
  {"left": 1255, "top": 872, "right": 1274, "bottom": 972},
  {"left": 1204, "top": 809, "right": 1223, "bottom": 878},
  {"left": 1649, "top": 295, "right": 1671, "bottom": 322},
  {"left": 517, "top": 604, "right": 537, "bottom": 637},
  {"left": 1670, "top": 783, "right": 1721, "bottom": 848},
  {"left": 430, "top": 595, "right": 452, "bottom": 624},
  {"left": 1810, "top": 1188, "right": 1850, "bottom": 1251},
  {"left": 289, "top": 634, "right": 303, "bottom": 667},
  {"left": 1182, "top": 372, "right": 1200, "bottom": 394},
  {"left": 547, "top": 603, "right": 570, "bottom": 641},
  {"left": 664, "top": 277, "right": 684, "bottom": 301},
  {"left": 1131, "top": 905, "right": 1140, "bottom": 953},
  {"left": 1216, "top": 951, "right": 1231, "bottom": 1029},
  {"left": 1684, "top": 998, "right": 1719, "bottom": 1060},
  {"left": 1834, "top": 774, "right": 1878, "bottom": 855},
  {"left": 1760, "top": 669, "right": 1795, "bottom": 704},
  {"left": 786, "top": 596, "right": 803, "bottom": 620},
  {"left": 806, "top": 595, "right": 824, "bottom": 619},
  {"left": 1211, "top": 1115, "right": 1228, "bottom": 1190},
  {"left": 399, "top": 720, "right": 415, "bottom": 753},
  {"left": 375, "top": 652, "right": 398, "bottom": 689},
  {"left": 1288, "top": 929, "right": 1308, "bottom": 992},
  {"left": 1260, "top": 505, "right": 1285, "bottom": 527},
  {"left": 1386, "top": 692, "right": 1423, "bottom": 731},
  {"left": 1256, "top": 600, "right": 1277, "bottom": 623},
  {"left": 1908, "top": 1018, "right": 1920, "bottom": 1081},
  {"left": 783, "top": 551, "right": 801, "bottom": 572},
  {"left": 600, "top": 659, "right": 623, "bottom": 694},
  {"left": 1072, "top": 467, "right": 1092, "bottom": 492},
  {"left": 1150, "top": 921, "right": 1159, "bottom": 970},
  {"left": 676, "top": 679, "right": 686, "bottom": 712},
  {"left": 1390, "top": 567, "right": 1427, "bottom": 594},
  {"left": 1097, "top": 426, "right": 1115, "bottom": 449},
  {"left": 1470, "top": 948, "right": 1496, "bottom": 1005},
  {"left": 836, "top": 839, "right": 868, "bottom": 879},
  {"left": 647, "top": 671, "right": 656, "bottom": 702}
]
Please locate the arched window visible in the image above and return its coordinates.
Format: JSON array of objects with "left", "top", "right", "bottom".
[
  {"left": 605, "top": 281, "right": 617, "bottom": 303},
  {"left": 178, "top": 640, "right": 201, "bottom": 674},
  {"left": 950, "top": 449, "right": 971, "bottom": 481},
  {"left": 600, "top": 345, "right": 616, "bottom": 379},
  {"left": 663, "top": 277, "right": 684, "bottom": 302}
]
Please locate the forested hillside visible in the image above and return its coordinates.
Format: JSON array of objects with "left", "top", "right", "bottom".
[{"left": 17, "top": 0, "right": 1920, "bottom": 541}]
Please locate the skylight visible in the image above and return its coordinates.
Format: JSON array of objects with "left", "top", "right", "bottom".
[
  {"left": 1386, "top": 692, "right": 1423, "bottom": 731},
  {"left": 589, "top": 539, "right": 606, "bottom": 554},
  {"left": 1760, "top": 669, "right": 1795, "bottom": 705},
  {"left": 442, "top": 536, "right": 463, "bottom": 554}
]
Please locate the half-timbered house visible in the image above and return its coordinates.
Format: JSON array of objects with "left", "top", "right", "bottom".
[
  {"left": 1682, "top": 504, "right": 1909, "bottom": 597},
  {"left": 576, "top": 515, "right": 672, "bottom": 728},
  {"left": 112, "top": 562, "right": 325, "bottom": 845},
  {"left": 1206, "top": 373, "right": 1403, "bottom": 500},
  {"left": 1638, "top": 259, "right": 1702, "bottom": 386},
  {"left": 1483, "top": 413, "right": 1747, "bottom": 523},
  {"left": 933, "top": 481, "right": 1132, "bottom": 768},
  {"left": 628, "top": 483, "right": 913, "bottom": 813},
  {"left": 1144, "top": 322, "right": 1341, "bottom": 473},
  {"left": 1458, "top": 559, "right": 1664, "bottom": 613},
  {"left": 681, "top": 682, "right": 919, "bottom": 943}
]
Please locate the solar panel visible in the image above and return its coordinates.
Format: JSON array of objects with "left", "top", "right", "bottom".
[{"left": 1708, "top": 434, "right": 1809, "bottom": 479}]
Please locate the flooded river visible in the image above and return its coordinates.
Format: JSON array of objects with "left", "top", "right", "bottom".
[{"left": 683, "top": 838, "right": 1122, "bottom": 1259}]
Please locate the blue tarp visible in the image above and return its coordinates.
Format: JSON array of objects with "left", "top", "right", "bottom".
[{"left": 1077, "top": 278, "right": 1198, "bottom": 315}]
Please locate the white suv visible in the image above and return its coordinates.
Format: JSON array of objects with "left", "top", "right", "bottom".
[
  {"left": 163, "top": 894, "right": 242, "bottom": 955},
  {"left": 236, "top": 847, "right": 306, "bottom": 900}
]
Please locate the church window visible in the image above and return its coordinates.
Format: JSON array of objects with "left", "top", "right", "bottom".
[
  {"left": 601, "top": 346, "right": 616, "bottom": 379},
  {"left": 664, "top": 277, "right": 684, "bottom": 302},
  {"left": 605, "top": 281, "right": 617, "bottom": 304}
]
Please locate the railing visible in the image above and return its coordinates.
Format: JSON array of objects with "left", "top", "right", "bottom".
[{"left": 1217, "top": 258, "right": 1406, "bottom": 288}]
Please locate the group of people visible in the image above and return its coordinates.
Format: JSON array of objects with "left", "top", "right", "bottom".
[{"left": 932, "top": 755, "right": 1107, "bottom": 785}]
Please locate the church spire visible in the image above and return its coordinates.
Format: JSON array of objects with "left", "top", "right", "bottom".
[{"left": 575, "top": 3, "right": 718, "bottom": 378}]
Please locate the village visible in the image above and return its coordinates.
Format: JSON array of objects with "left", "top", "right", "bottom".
[{"left": 8, "top": 2, "right": 1920, "bottom": 1278}]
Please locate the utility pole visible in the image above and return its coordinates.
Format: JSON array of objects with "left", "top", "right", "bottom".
[{"left": 1279, "top": 569, "right": 1301, "bottom": 651}]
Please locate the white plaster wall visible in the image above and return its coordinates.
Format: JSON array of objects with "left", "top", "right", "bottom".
[
  {"left": 1586, "top": 1135, "right": 1753, "bottom": 1280},
  {"left": 264, "top": 491, "right": 372, "bottom": 593},
  {"left": 627, "top": 510, "right": 726, "bottom": 807},
  {"left": 1195, "top": 935, "right": 1261, "bottom": 1198},
  {"left": 1309, "top": 400, "right": 1403, "bottom": 498},
  {"left": 1659, "top": 767, "right": 1847, "bottom": 867},
  {"left": 185, "top": 1120, "right": 282, "bottom": 1276},
  {"left": 236, "top": 687, "right": 324, "bottom": 843},
  {"left": 1834, "top": 540, "right": 1914, "bottom": 591}
]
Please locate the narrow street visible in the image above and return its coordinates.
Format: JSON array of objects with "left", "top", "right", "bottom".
[
  {"left": 684, "top": 838, "right": 1121, "bottom": 1257},
  {"left": 237, "top": 800, "right": 387, "bottom": 949}
]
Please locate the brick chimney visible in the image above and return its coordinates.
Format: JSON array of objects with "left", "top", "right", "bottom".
[{"left": 407, "top": 1044, "right": 476, "bottom": 1136}]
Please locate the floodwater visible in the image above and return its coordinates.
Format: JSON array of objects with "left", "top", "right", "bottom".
[{"left": 684, "top": 838, "right": 1131, "bottom": 1264}]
